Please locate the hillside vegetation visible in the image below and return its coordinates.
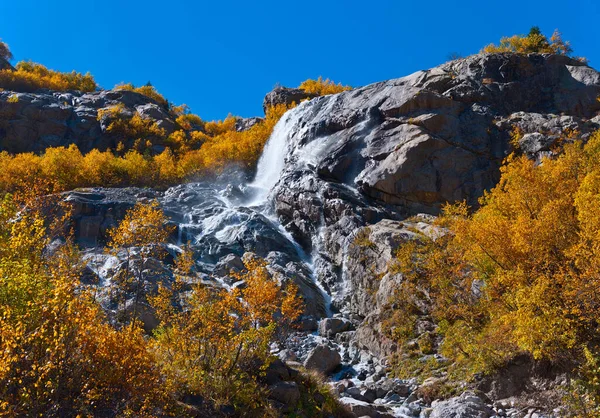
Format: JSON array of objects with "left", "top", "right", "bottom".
[
  {"left": 0, "top": 38, "right": 350, "bottom": 196},
  {"left": 0, "top": 28, "right": 599, "bottom": 417},
  {"left": 384, "top": 129, "right": 600, "bottom": 414},
  {"left": 0, "top": 195, "right": 350, "bottom": 416}
]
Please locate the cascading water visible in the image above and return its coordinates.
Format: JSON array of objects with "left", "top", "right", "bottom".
[
  {"left": 162, "top": 99, "right": 333, "bottom": 317},
  {"left": 247, "top": 101, "right": 309, "bottom": 206}
]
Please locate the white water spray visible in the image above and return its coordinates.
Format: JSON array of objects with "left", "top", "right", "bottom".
[{"left": 248, "top": 102, "right": 308, "bottom": 205}]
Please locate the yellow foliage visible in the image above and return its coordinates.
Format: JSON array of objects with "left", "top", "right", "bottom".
[
  {"left": 98, "top": 104, "right": 167, "bottom": 150},
  {"left": 151, "top": 256, "right": 302, "bottom": 413},
  {"left": 154, "top": 147, "right": 182, "bottom": 185},
  {"left": 385, "top": 130, "right": 600, "bottom": 380},
  {"left": 0, "top": 195, "right": 171, "bottom": 416},
  {"left": 176, "top": 112, "right": 203, "bottom": 131},
  {"left": 0, "top": 61, "right": 96, "bottom": 92},
  {"left": 299, "top": 76, "right": 352, "bottom": 96},
  {"left": 203, "top": 114, "right": 237, "bottom": 136},
  {"left": 482, "top": 26, "right": 576, "bottom": 57},
  {"left": 115, "top": 82, "right": 167, "bottom": 105}
]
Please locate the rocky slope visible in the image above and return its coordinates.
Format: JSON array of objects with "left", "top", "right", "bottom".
[{"left": 3, "top": 53, "right": 600, "bottom": 417}]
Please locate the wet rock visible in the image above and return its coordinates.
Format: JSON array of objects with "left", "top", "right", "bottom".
[
  {"left": 345, "top": 386, "right": 368, "bottom": 402},
  {"left": 360, "top": 387, "right": 377, "bottom": 403},
  {"left": 378, "top": 378, "right": 411, "bottom": 398},
  {"left": 214, "top": 254, "right": 245, "bottom": 277},
  {"left": 303, "top": 344, "right": 341, "bottom": 375}
]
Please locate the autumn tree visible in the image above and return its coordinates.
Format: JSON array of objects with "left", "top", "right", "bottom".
[
  {"left": 299, "top": 76, "right": 352, "bottom": 96},
  {"left": 151, "top": 256, "right": 303, "bottom": 414},
  {"left": 384, "top": 130, "right": 600, "bottom": 398},
  {"left": 0, "top": 61, "right": 96, "bottom": 92},
  {"left": 0, "top": 194, "right": 171, "bottom": 416},
  {"left": 107, "top": 201, "right": 174, "bottom": 328},
  {"left": 482, "top": 26, "right": 577, "bottom": 58}
]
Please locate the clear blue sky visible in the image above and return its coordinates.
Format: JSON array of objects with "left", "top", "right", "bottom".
[{"left": 1, "top": 0, "right": 598, "bottom": 121}]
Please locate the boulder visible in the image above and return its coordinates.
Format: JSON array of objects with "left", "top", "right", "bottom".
[
  {"left": 214, "top": 254, "right": 245, "bottom": 277},
  {"left": 338, "top": 397, "right": 379, "bottom": 417},
  {"left": 429, "top": 391, "right": 493, "bottom": 418},
  {"left": 303, "top": 344, "right": 341, "bottom": 375},
  {"left": 262, "top": 87, "right": 317, "bottom": 114},
  {"left": 235, "top": 116, "right": 263, "bottom": 131},
  {"left": 268, "top": 381, "right": 300, "bottom": 405},
  {"left": 318, "top": 317, "right": 353, "bottom": 337},
  {"left": 353, "top": 313, "right": 398, "bottom": 359}
]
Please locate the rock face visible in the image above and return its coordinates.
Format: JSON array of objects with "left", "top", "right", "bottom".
[
  {"left": 262, "top": 86, "right": 317, "bottom": 113},
  {"left": 0, "top": 57, "right": 14, "bottom": 71},
  {"left": 0, "top": 88, "right": 179, "bottom": 154},
  {"left": 264, "top": 53, "right": 600, "bottom": 338},
  {"left": 271, "top": 54, "right": 600, "bottom": 221}
]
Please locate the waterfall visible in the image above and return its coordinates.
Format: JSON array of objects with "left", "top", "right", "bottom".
[{"left": 248, "top": 102, "right": 307, "bottom": 205}]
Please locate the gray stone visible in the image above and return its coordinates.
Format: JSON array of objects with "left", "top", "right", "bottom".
[
  {"left": 429, "top": 391, "right": 493, "bottom": 418},
  {"left": 0, "top": 88, "right": 180, "bottom": 154},
  {"left": 214, "top": 254, "right": 245, "bottom": 277},
  {"left": 269, "top": 381, "right": 300, "bottom": 405},
  {"left": 303, "top": 344, "right": 341, "bottom": 375},
  {"left": 318, "top": 317, "right": 353, "bottom": 337},
  {"left": 345, "top": 386, "right": 367, "bottom": 402},
  {"left": 235, "top": 116, "right": 263, "bottom": 131},
  {"left": 262, "top": 87, "right": 318, "bottom": 114},
  {"left": 361, "top": 387, "right": 377, "bottom": 403},
  {"left": 338, "top": 397, "right": 379, "bottom": 417},
  {"left": 278, "top": 349, "right": 298, "bottom": 363}
]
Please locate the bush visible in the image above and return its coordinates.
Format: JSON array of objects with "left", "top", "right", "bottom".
[
  {"left": 299, "top": 76, "right": 352, "bottom": 95},
  {"left": 115, "top": 82, "right": 167, "bottom": 106},
  {"left": 385, "top": 130, "right": 600, "bottom": 381},
  {"left": 0, "top": 61, "right": 96, "bottom": 92},
  {"left": 151, "top": 254, "right": 303, "bottom": 414},
  {"left": 482, "top": 26, "right": 577, "bottom": 58},
  {"left": 0, "top": 195, "right": 172, "bottom": 416}
]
